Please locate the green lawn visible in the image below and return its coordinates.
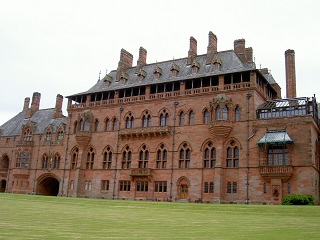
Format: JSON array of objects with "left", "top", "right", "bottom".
[{"left": 0, "top": 194, "right": 319, "bottom": 240}]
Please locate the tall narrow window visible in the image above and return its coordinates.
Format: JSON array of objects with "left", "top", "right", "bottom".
[
  {"left": 263, "top": 182, "right": 267, "bottom": 194},
  {"left": 287, "top": 182, "right": 291, "bottom": 194},
  {"left": 57, "top": 129, "right": 64, "bottom": 140},
  {"left": 83, "top": 120, "right": 90, "bottom": 132},
  {"left": 203, "top": 109, "right": 210, "bottom": 124},
  {"left": 226, "top": 141, "right": 239, "bottom": 168},
  {"left": 179, "top": 142, "right": 191, "bottom": 169},
  {"left": 138, "top": 145, "right": 149, "bottom": 168},
  {"left": 156, "top": 144, "right": 167, "bottom": 169},
  {"left": 94, "top": 119, "right": 99, "bottom": 132},
  {"left": 122, "top": 146, "right": 132, "bottom": 169},
  {"left": 232, "top": 182, "right": 237, "bottom": 193},
  {"left": 105, "top": 118, "right": 110, "bottom": 131},
  {"left": 126, "top": 114, "right": 134, "bottom": 129},
  {"left": 235, "top": 106, "right": 241, "bottom": 121},
  {"left": 21, "top": 150, "right": 30, "bottom": 168},
  {"left": 160, "top": 110, "right": 169, "bottom": 126},
  {"left": 71, "top": 148, "right": 79, "bottom": 170},
  {"left": 103, "top": 147, "right": 112, "bottom": 169},
  {"left": 74, "top": 121, "right": 78, "bottom": 133},
  {"left": 227, "top": 182, "right": 231, "bottom": 193},
  {"left": 179, "top": 112, "right": 185, "bottom": 126},
  {"left": 86, "top": 147, "right": 94, "bottom": 169},
  {"left": 142, "top": 112, "right": 151, "bottom": 127},
  {"left": 204, "top": 141, "right": 216, "bottom": 168},
  {"left": 223, "top": 106, "right": 229, "bottom": 120},
  {"left": 189, "top": 111, "right": 194, "bottom": 125},
  {"left": 216, "top": 106, "right": 221, "bottom": 120},
  {"left": 112, "top": 118, "right": 117, "bottom": 131},
  {"left": 54, "top": 153, "right": 60, "bottom": 169},
  {"left": 42, "top": 154, "right": 49, "bottom": 169}
]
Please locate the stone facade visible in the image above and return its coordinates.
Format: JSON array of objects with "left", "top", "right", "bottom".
[{"left": 0, "top": 32, "right": 319, "bottom": 204}]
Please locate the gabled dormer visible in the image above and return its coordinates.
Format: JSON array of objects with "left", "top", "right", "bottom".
[
  {"left": 170, "top": 63, "right": 180, "bottom": 77},
  {"left": 120, "top": 72, "right": 129, "bottom": 85},
  {"left": 213, "top": 58, "right": 222, "bottom": 71},
  {"left": 153, "top": 66, "right": 162, "bottom": 80},
  {"left": 191, "top": 61, "right": 200, "bottom": 74},
  {"left": 137, "top": 69, "right": 147, "bottom": 82},
  {"left": 103, "top": 74, "right": 113, "bottom": 88}
]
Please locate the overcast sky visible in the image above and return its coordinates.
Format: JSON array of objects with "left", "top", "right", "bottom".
[{"left": 1, "top": 0, "right": 319, "bottom": 125}]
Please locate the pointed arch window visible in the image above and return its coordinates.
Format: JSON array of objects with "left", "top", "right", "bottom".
[
  {"left": 160, "top": 110, "right": 169, "bottom": 126},
  {"left": 179, "top": 112, "right": 185, "bottom": 126},
  {"left": 105, "top": 118, "right": 110, "bottom": 131},
  {"left": 23, "top": 128, "right": 33, "bottom": 141},
  {"left": 94, "top": 119, "right": 99, "bottom": 132},
  {"left": 223, "top": 105, "right": 229, "bottom": 120},
  {"left": 112, "top": 118, "right": 117, "bottom": 131},
  {"left": 126, "top": 114, "right": 134, "bottom": 129},
  {"left": 54, "top": 153, "right": 60, "bottom": 169},
  {"left": 122, "top": 146, "right": 132, "bottom": 169},
  {"left": 235, "top": 106, "right": 241, "bottom": 121},
  {"left": 103, "top": 146, "right": 113, "bottom": 169},
  {"left": 86, "top": 147, "right": 95, "bottom": 169},
  {"left": 204, "top": 141, "right": 216, "bottom": 168},
  {"left": 142, "top": 112, "right": 151, "bottom": 128},
  {"left": 203, "top": 109, "right": 210, "bottom": 124},
  {"left": 83, "top": 120, "right": 91, "bottom": 132},
  {"left": 57, "top": 129, "right": 64, "bottom": 140},
  {"left": 189, "top": 110, "right": 194, "bottom": 125},
  {"left": 156, "top": 144, "right": 167, "bottom": 169},
  {"left": 71, "top": 148, "right": 79, "bottom": 170},
  {"left": 179, "top": 142, "right": 191, "bottom": 169},
  {"left": 138, "top": 145, "right": 149, "bottom": 168},
  {"left": 45, "top": 130, "right": 52, "bottom": 141},
  {"left": 226, "top": 141, "right": 239, "bottom": 168},
  {"left": 42, "top": 154, "right": 49, "bottom": 169}
]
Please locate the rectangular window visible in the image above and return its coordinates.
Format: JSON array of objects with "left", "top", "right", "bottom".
[
  {"left": 209, "top": 182, "right": 214, "bottom": 193},
  {"left": 85, "top": 180, "right": 92, "bottom": 190},
  {"left": 232, "top": 182, "right": 237, "bottom": 193},
  {"left": 101, "top": 180, "right": 109, "bottom": 191},
  {"left": 154, "top": 181, "right": 167, "bottom": 192},
  {"left": 227, "top": 160, "right": 232, "bottom": 168},
  {"left": 204, "top": 182, "right": 209, "bottom": 193},
  {"left": 204, "top": 182, "right": 214, "bottom": 193},
  {"left": 70, "top": 180, "right": 74, "bottom": 190},
  {"left": 227, "top": 182, "right": 231, "bottom": 193},
  {"left": 136, "top": 181, "right": 148, "bottom": 192},
  {"left": 263, "top": 182, "right": 267, "bottom": 194},
  {"left": 119, "top": 181, "right": 131, "bottom": 191}
]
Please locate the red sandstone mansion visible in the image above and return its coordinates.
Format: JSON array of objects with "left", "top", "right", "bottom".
[{"left": 0, "top": 32, "right": 319, "bottom": 204}]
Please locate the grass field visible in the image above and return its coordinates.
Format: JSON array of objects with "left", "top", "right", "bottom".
[{"left": 0, "top": 194, "right": 319, "bottom": 240}]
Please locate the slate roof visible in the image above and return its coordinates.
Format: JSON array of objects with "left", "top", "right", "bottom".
[
  {"left": 68, "top": 50, "right": 257, "bottom": 97},
  {"left": 257, "top": 130, "right": 294, "bottom": 145},
  {"left": 0, "top": 109, "right": 67, "bottom": 137}
]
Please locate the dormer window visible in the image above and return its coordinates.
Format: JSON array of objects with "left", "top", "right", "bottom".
[
  {"left": 45, "top": 130, "right": 52, "bottom": 141},
  {"left": 103, "top": 74, "right": 113, "bottom": 88},
  {"left": 23, "top": 128, "right": 32, "bottom": 141},
  {"left": 191, "top": 61, "right": 200, "bottom": 74},
  {"left": 153, "top": 66, "right": 162, "bottom": 80},
  {"left": 137, "top": 69, "right": 147, "bottom": 82},
  {"left": 120, "top": 72, "right": 129, "bottom": 85},
  {"left": 170, "top": 63, "right": 180, "bottom": 77},
  {"left": 213, "top": 58, "right": 222, "bottom": 71}
]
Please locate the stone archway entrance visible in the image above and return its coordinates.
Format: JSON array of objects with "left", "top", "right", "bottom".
[
  {"left": 178, "top": 177, "right": 190, "bottom": 200},
  {"left": 0, "top": 180, "right": 6, "bottom": 192},
  {"left": 36, "top": 174, "right": 60, "bottom": 196}
]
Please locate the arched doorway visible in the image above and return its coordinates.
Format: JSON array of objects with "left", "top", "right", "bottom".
[
  {"left": 0, "top": 180, "right": 6, "bottom": 192},
  {"left": 178, "top": 177, "right": 190, "bottom": 200},
  {"left": 36, "top": 174, "right": 60, "bottom": 196}
]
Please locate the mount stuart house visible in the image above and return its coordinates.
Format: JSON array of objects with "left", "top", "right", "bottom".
[{"left": 1, "top": 32, "right": 319, "bottom": 204}]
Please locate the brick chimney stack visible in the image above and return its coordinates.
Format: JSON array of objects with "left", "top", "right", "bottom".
[
  {"left": 136, "top": 47, "right": 147, "bottom": 72},
  {"left": 234, "top": 39, "right": 246, "bottom": 62},
  {"left": 23, "top": 97, "right": 30, "bottom": 112},
  {"left": 25, "top": 92, "right": 41, "bottom": 118},
  {"left": 116, "top": 49, "right": 133, "bottom": 80},
  {"left": 187, "top": 36, "right": 197, "bottom": 65},
  {"left": 206, "top": 31, "right": 217, "bottom": 64},
  {"left": 31, "top": 92, "right": 41, "bottom": 113},
  {"left": 285, "top": 49, "right": 296, "bottom": 98},
  {"left": 54, "top": 94, "right": 63, "bottom": 118}
]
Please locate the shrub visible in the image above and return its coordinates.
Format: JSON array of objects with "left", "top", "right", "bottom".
[{"left": 282, "top": 194, "right": 315, "bottom": 205}]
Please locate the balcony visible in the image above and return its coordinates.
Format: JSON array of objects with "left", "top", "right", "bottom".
[
  {"left": 259, "top": 165, "right": 293, "bottom": 181},
  {"left": 75, "top": 131, "right": 92, "bottom": 147},
  {"left": 119, "top": 126, "right": 171, "bottom": 140},
  {"left": 209, "top": 120, "right": 232, "bottom": 139},
  {"left": 130, "top": 168, "right": 153, "bottom": 180}
]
